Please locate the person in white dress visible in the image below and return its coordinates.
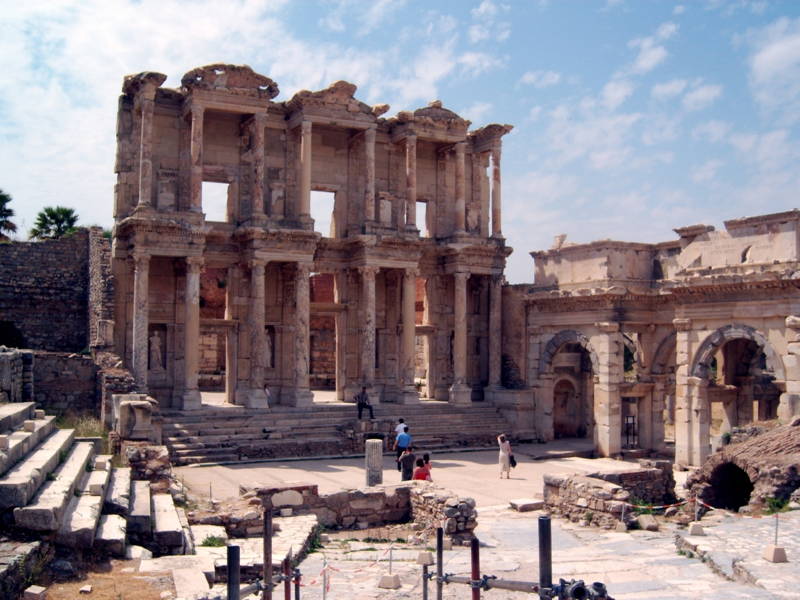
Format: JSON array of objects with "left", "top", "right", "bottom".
[{"left": 497, "top": 434, "right": 512, "bottom": 479}]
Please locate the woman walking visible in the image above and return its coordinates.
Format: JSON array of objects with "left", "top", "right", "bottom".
[{"left": 497, "top": 434, "right": 512, "bottom": 479}]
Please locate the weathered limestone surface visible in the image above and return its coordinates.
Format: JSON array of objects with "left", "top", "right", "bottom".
[{"left": 152, "top": 492, "right": 184, "bottom": 549}]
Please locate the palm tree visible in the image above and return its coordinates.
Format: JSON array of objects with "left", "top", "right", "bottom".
[
  {"left": 29, "top": 206, "right": 79, "bottom": 240},
  {"left": 0, "top": 189, "right": 17, "bottom": 241}
]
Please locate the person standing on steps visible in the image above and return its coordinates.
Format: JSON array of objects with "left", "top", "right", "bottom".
[
  {"left": 497, "top": 433, "right": 513, "bottom": 479},
  {"left": 394, "top": 418, "right": 407, "bottom": 438},
  {"left": 393, "top": 426, "right": 412, "bottom": 471},
  {"left": 354, "top": 386, "right": 374, "bottom": 420}
]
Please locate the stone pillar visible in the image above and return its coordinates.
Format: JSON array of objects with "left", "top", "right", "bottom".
[
  {"left": 687, "top": 376, "right": 711, "bottom": 465},
  {"left": 486, "top": 275, "right": 502, "bottom": 390},
  {"left": 292, "top": 263, "right": 313, "bottom": 407},
  {"left": 400, "top": 268, "right": 420, "bottom": 404},
  {"left": 674, "top": 318, "right": 693, "bottom": 466},
  {"left": 189, "top": 104, "right": 204, "bottom": 213},
  {"left": 778, "top": 315, "right": 800, "bottom": 423},
  {"left": 359, "top": 266, "right": 378, "bottom": 390},
  {"left": 491, "top": 145, "right": 502, "bottom": 237},
  {"left": 182, "top": 256, "right": 203, "bottom": 410},
  {"left": 651, "top": 375, "right": 668, "bottom": 452},
  {"left": 334, "top": 271, "right": 348, "bottom": 401},
  {"left": 364, "top": 126, "right": 376, "bottom": 222},
  {"left": 251, "top": 114, "right": 267, "bottom": 219},
  {"left": 226, "top": 264, "right": 240, "bottom": 406},
  {"left": 131, "top": 252, "right": 150, "bottom": 391},
  {"left": 405, "top": 134, "right": 417, "bottom": 230},
  {"left": 449, "top": 272, "right": 471, "bottom": 404},
  {"left": 592, "top": 322, "right": 623, "bottom": 457},
  {"left": 365, "top": 438, "right": 383, "bottom": 487},
  {"left": 136, "top": 88, "right": 157, "bottom": 209},
  {"left": 454, "top": 142, "right": 466, "bottom": 233},
  {"left": 247, "top": 259, "right": 269, "bottom": 409},
  {"left": 298, "top": 120, "right": 312, "bottom": 218}
]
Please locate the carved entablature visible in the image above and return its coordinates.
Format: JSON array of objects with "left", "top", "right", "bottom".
[
  {"left": 388, "top": 100, "right": 470, "bottom": 142},
  {"left": 122, "top": 71, "right": 167, "bottom": 97},
  {"left": 468, "top": 123, "right": 513, "bottom": 152},
  {"left": 285, "top": 80, "right": 380, "bottom": 126},
  {"left": 181, "top": 64, "right": 279, "bottom": 99}
]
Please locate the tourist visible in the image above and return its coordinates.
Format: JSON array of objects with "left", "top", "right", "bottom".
[
  {"left": 398, "top": 446, "right": 416, "bottom": 481},
  {"left": 422, "top": 452, "right": 432, "bottom": 479},
  {"left": 393, "top": 426, "right": 412, "bottom": 471},
  {"left": 497, "top": 434, "right": 513, "bottom": 479},
  {"left": 354, "top": 386, "right": 374, "bottom": 420},
  {"left": 395, "top": 418, "right": 407, "bottom": 437},
  {"left": 413, "top": 457, "right": 431, "bottom": 481}
]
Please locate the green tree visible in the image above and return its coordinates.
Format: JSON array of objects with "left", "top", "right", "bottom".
[
  {"left": 29, "top": 206, "right": 79, "bottom": 240},
  {"left": 0, "top": 189, "right": 17, "bottom": 241}
]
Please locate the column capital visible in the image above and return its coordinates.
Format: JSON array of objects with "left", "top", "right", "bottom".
[
  {"left": 253, "top": 112, "right": 267, "bottom": 126},
  {"left": 249, "top": 258, "right": 267, "bottom": 272},
  {"left": 453, "top": 271, "right": 470, "bottom": 283},
  {"left": 594, "top": 321, "right": 620, "bottom": 333},
  {"left": 296, "top": 262, "right": 312, "bottom": 278},
  {"left": 455, "top": 141, "right": 467, "bottom": 153},
  {"left": 404, "top": 267, "right": 420, "bottom": 279},
  {"left": 406, "top": 133, "right": 417, "bottom": 147},
  {"left": 364, "top": 125, "right": 377, "bottom": 138},
  {"left": 186, "top": 255, "right": 204, "bottom": 271},
  {"left": 673, "top": 317, "right": 692, "bottom": 332},
  {"left": 300, "top": 119, "right": 312, "bottom": 133},
  {"left": 358, "top": 265, "right": 380, "bottom": 279},
  {"left": 132, "top": 251, "right": 150, "bottom": 267},
  {"left": 190, "top": 103, "right": 204, "bottom": 119},
  {"left": 491, "top": 143, "right": 502, "bottom": 159}
]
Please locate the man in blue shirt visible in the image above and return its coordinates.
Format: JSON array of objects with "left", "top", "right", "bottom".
[{"left": 393, "top": 426, "right": 411, "bottom": 471}]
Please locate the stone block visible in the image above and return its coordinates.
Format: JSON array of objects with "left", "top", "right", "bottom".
[
  {"left": 23, "top": 585, "right": 47, "bottom": 600},
  {"left": 23, "top": 420, "right": 36, "bottom": 432},
  {"left": 280, "top": 508, "right": 293, "bottom": 517},
  {"left": 270, "top": 489, "right": 304, "bottom": 507},
  {"left": 377, "top": 574, "right": 401, "bottom": 589},
  {"left": 509, "top": 498, "right": 544, "bottom": 512},
  {"left": 34, "top": 410, "right": 46, "bottom": 420},
  {"left": 762, "top": 545, "right": 788, "bottom": 563},
  {"left": 636, "top": 514, "right": 659, "bottom": 531},
  {"left": 687, "top": 522, "right": 704, "bottom": 536},
  {"left": 0, "top": 434, "right": 8, "bottom": 450}
]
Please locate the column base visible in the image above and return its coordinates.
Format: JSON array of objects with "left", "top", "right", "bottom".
[
  {"left": 448, "top": 383, "right": 472, "bottom": 405},
  {"left": 482, "top": 384, "right": 502, "bottom": 403},
  {"left": 245, "top": 389, "right": 270, "bottom": 409},
  {"left": 181, "top": 389, "right": 202, "bottom": 411},
  {"left": 398, "top": 387, "right": 420, "bottom": 404},
  {"left": 289, "top": 388, "right": 314, "bottom": 408}
]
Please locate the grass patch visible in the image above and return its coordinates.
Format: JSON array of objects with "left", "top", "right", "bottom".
[
  {"left": 55, "top": 412, "right": 106, "bottom": 439},
  {"left": 200, "top": 535, "right": 226, "bottom": 547},
  {"left": 764, "top": 497, "right": 790, "bottom": 515}
]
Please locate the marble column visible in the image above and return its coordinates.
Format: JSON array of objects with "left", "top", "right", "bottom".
[
  {"left": 247, "top": 259, "right": 269, "bottom": 408},
  {"left": 359, "top": 266, "right": 378, "bottom": 389},
  {"left": 293, "top": 263, "right": 313, "bottom": 407},
  {"left": 778, "top": 315, "right": 800, "bottom": 423},
  {"left": 449, "top": 271, "right": 471, "bottom": 404},
  {"left": 334, "top": 271, "right": 348, "bottom": 401},
  {"left": 487, "top": 274, "right": 502, "bottom": 390},
  {"left": 251, "top": 114, "right": 267, "bottom": 219},
  {"left": 226, "top": 264, "right": 240, "bottom": 406},
  {"left": 592, "top": 322, "right": 623, "bottom": 457},
  {"left": 405, "top": 134, "right": 417, "bottom": 229},
  {"left": 365, "top": 438, "right": 383, "bottom": 487},
  {"left": 182, "top": 256, "right": 203, "bottom": 409},
  {"left": 454, "top": 142, "right": 466, "bottom": 233},
  {"left": 364, "top": 126, "right": 376, "bottom": 222},
  {"left": 131, "top": 252, "right": 150, "bottom": 391},
  {"left": 136, "top": 89, "right": 157, "bottom": 209},
  {"left": 298, "top": 120, "right": 312, "bottom": 218},
  {"left": 673, "top": 318, "right": 693, "bottom": 466},
  {"left": 400, "top": 268, "right": 420, "bottom": 403},
  {"left": 491, "top": 145, "right": 502, "bottom": 237},
  {"left": 651, "top": 375, "right": 668, "bottom": 453},
  {"left": 189, "top": 105, "right": 204, "bottom": 213},
  {"left": 687, "top": 376, "right": 711, "bottom": 466}
]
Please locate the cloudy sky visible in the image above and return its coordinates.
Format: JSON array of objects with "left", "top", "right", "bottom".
[{"left": 1, "top": 0, "right": 799, "bottom": 282}]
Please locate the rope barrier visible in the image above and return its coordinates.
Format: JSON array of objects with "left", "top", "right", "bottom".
[{"left": 621, "top": 498, "right": 688, "bottom": 510}]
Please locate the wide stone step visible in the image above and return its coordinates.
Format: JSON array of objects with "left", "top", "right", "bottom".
[
  {"left": 0, "top": 428, "right": 75, "bottom": 508},
  {"left": 128, "top": 480, "right": 152, "bottom": 538},
  {"left": 0, "top": 402, "right": 35, "bottom": 432},
  {"left": 13, "top": 441, "right": 95, "bottom": 531},
  {"left": 55, "top": 454, "right": 112, "bottom": 548},
  {"left": 152, "top": 493, "right": 184, "bottom": 550},
  {"left": 95, "top": 513, "right": 127, "bottom": 557},
  {"left": 104, "top": 467, "right": 131, "bottom": 516},
  {"left": 0, "top": 415, "right": 57, "bottom": 478}
]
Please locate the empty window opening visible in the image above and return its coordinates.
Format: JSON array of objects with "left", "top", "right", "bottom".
[
  {"left": 708, "top": 462, "right": 753, "bottom": 511},
  {"left": 416, "top": 201, "right": 429, "bottom": 237},
  {"left": 203, "top": 182, "right": 230, "bottom": 223},
  {"left": 311, "top": 191, "right": 335, "bottom": 237}
]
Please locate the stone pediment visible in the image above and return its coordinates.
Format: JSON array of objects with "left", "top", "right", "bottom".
[
  {"left": 413, "top": 100, "right": 469, "bottom": 126},
  {"left": 122, "top": 71, "right": 167, "bottom": 96},
  {"left": 181, "top": 64, "right": 279, "bottom": 99},
  {"left": 389, "top": 101, "right": 471, "bottom": 140},
  {"left": 469, "top": 123, "right": 514, "bottom": 151},
  {"left": 286, "top": 80, "right": 383, "bottom": 120}
]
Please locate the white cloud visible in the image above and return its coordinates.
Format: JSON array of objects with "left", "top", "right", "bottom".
[
  {"left": 461, "top": 101, "right": 492, "bottom": 123},
  {"left": 692, "top": 159, "right": 724, "bottom": 183},
  {"left": 692, "top": 120, "right": 731, "bottom": 142},
  {"left": 673, "top": 5, "right": 685, "bottom": 15},
  {"left": 651, "top": 78, "right": 687, "bottom": 99},
  {"left": 457, "top": 52, "right": 504, "bottom": 77},
  {"left": 747, "top": 17, "right": 800, "bottom": 123},
  {"left": 682, "top": 84, "right": 723, "bottom": 110},
  {"left": 602, "top": 79, "right": 634, "bottom": 110},
  {"left": 468, "top": 0, "right": 511, "bottom": 43},
  {"left": 519, "top": 70, "right": 561, "bottom": 88},
  {"left": 627, "top": 22, "right": 678, "bottom": 75},
  {"left": 528, "top": 105, "right": 542, "bottom": 121}
]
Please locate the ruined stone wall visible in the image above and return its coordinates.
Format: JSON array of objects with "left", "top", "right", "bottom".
[
  {"left": 0, "top": 347, "right": 34, "bottom": 403},
  {"left": 95, "top": 350, "right": 138, "bottom": 427},
  {"left": 0, "top": 229, "right": 90, "bottom": 351},
  {"left": 32, "top": 351, "right": 97, "bottom": 414},
  {"left": 410, "top": 485, "right": 477, "bottom": 542},
  {"left": 88, "top": 227, "right": 115, "bottom": 349}
]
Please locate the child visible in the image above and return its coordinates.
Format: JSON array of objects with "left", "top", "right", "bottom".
[{"left": 412, "top": 457, "right": 431, "bottom": 481}]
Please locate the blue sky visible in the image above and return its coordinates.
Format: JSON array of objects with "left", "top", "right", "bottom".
[{"left": 1, "top": 0, "right": 799, "bottom": 282}]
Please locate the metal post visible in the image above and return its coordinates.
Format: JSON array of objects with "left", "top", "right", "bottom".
[
  {"left": 538, "top": 515, "right": 552, "bottom": 594},
  {"left": 775, "top": 513, "right": 779, "bottom": 546},
  {"left": 227, "top": 545, "right": 240, "bottom": 600},
  {"left": 422, "top": 564, "right": 429, "bottom": 600},
  {"left": 470, "top": 537, "right": 480, "bottom": 600},
  {"left": 293, "top": 568, "right": 301, "bottom": 600},
  {"left": 322, "top": 558, "right": 327, "bottom": 600},
  {"left": 281, "top": 558, "right": 290, "bottom": 600},
  {"left": 436, "top": 527, "right": 444, "bottom": 600},
  {"left": 263, "top": 506, "right": 273, "bottom": 600},
  {"left": 389, "top": 547, "right": 393, "bottom": 575}
]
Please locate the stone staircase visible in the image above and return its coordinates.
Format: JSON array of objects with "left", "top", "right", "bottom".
[
  {"left": 0, "top": 402, "right": 188, "bottom": 561},
  {"left": 162, "top": 400, "right": 515, "bottom": 465}
]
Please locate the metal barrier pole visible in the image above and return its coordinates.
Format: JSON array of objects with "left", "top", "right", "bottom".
[
  {"left": 470, "top": 537, "right": 481, "bottom": 600},
  {"left": 436, "top": 527, "right": 444, "bottom": 600},
  {"left": 422, "top": 564, "right": 430, "bottom": 600},
  {"left": 227, "top": 545, "right": 241, "bottom": 600},
  {"left": 538, "top": 515, "right": 552, "bottom": 596},
  {"left": 293, "top": 568, "right": 301, "bottom": 600},
  {"left": 263, "top": 507, "right": 273, "bottom": 600},
  {"left": 283, "top": 558, "right": 291, "bottom": 600}
]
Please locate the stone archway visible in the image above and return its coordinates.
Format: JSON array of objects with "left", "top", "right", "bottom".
[
  {"left": 553, "top": 379, "right": 584, "bottom": 438},
  {"left": 708, "top": 462, "right": 754, "bottom": 510},
  {"left": 539, "top": 329, "right": 599, "bottom": 375},
  {"left": 691, "top": 323, "right": 784, "bottom": 381}
]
